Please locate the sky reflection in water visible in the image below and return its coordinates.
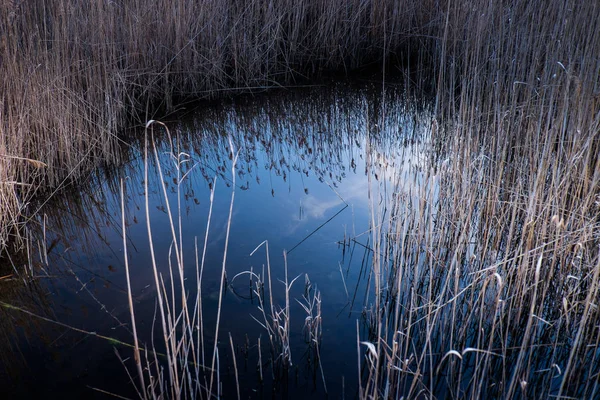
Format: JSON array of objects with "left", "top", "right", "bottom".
[{"left": 2, "top": 82, "right": 432, "bottom": 399}]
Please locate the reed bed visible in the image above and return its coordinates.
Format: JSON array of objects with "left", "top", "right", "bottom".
[
  {"left": 357, "top": 1, "right": 600, "bottom": 399},
  {"left": 1, "top": 0, "right": 599, "bottom": 398},
  {"left": 0, "top": 0, "right": 436, "bottom": 255}
]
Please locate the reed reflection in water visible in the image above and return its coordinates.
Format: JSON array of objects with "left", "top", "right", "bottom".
[{"left": 3, "top": 82, "right": 432, "bottom": 399}]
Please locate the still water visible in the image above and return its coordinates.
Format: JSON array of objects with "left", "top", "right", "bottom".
[{"left": 1, "top": 81, "right": 432, "bottom": 398}]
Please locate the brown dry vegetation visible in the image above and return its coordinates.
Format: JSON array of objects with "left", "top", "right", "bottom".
[
  {"left": 1, "top": 0, "right": 599, "bottom": 398},
  {"left": 0, "top": 0, "right": 436, "bottom": 254},
  {"left": 358, "top": 1, "right": 600, "bottom": 399}
]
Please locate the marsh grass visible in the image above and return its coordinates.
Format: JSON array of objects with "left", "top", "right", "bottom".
[
  {"left": 354, "top": 1, "right": 600, "bottom": 398},
  {"left": 115, "top": 121, "right": 227, "bottom": 399},
  {"left": 119, "top": 122, "right": 328, "bottom": 398},
  {"left": 2, "top": 0, "right": 599, "bottom": 398},
  {"left": 0, "top": 0, "right": 436, "bottom": 255},
  {"left": 297, "top": 276, "right": 326, "bottom": 393}
]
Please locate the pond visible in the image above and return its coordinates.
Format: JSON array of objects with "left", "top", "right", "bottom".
[{"left": 1, "top": 81, "right": 434, "bottom": 399}]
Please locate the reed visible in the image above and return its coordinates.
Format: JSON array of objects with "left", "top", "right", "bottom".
[
  {"left": 356, "top": 1, "right": 600, "bottom": 398},
  {"left": 116, "top": 121, "right": 233, "bottom": 399}
]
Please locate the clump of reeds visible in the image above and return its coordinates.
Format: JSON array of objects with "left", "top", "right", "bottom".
[
  {"left": 115, "top": 121, "right": 232, "bottom": 399},
  {"left": 297, "top": 275, "right": 327, "bottom": 393},
  {"left": 356, "top": 1, "right": 600, "bottom": 398},
  {"left": 120, "top": 121, "right": 335, "bottom": 398},
  {"left": 245, "top": 242, "right": 300, "bottom": 372}
]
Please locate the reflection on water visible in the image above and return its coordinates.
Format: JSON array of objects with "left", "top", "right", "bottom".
[
  {"left": 5, "top": 79, "right": 595, "bottom": 399},
  {"left": 1, "top": 82, "right": 432, "bottom": 398}
]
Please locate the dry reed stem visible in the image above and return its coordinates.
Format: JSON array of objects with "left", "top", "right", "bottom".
[{"left": 120, "top": 177, "right": 147, "bottom": 399}]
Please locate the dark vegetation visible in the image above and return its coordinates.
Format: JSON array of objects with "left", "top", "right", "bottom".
[{"left": 1, "top": 0, "right": 599, "bottom": 398}]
